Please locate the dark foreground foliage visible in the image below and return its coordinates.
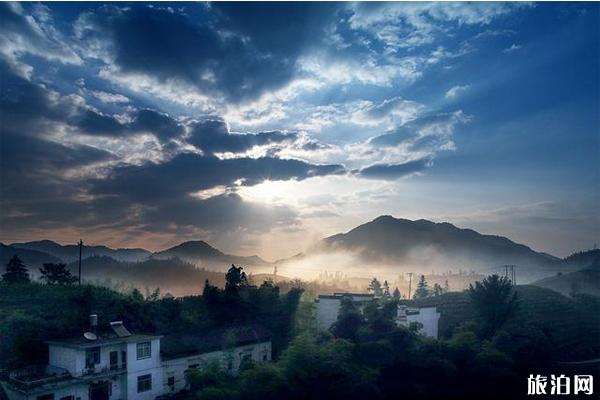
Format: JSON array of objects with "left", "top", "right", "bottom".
[{"left": 1, "top": 273, "right": 598, "bottom": 400}]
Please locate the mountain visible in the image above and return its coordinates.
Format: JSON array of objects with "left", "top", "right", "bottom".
[
  {"left": 66, "top": 255, "right": 225, "bottom": 296},
  {"left": 532, "top": 254, "right": 600, "bottom": 297},
  {"left": 0, "top": 243, "right": 62, "bottom": 274},
  {"left": 152, "top": 240, "right": 269, "bottom": 269},
  {"left": 291, "top": 215, "right": 568, "bottom": 282},
  {"left": 11, "top": 240, "right": 151, "bottom": 263}
]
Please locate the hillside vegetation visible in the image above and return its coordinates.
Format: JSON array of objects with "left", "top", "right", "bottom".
[{"left": 405, "top": 285, "right": 600, "bottom": 360}]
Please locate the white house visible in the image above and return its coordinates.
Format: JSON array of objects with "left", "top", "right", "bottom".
[
  {"left": 1, "top": 318, "right": 272, "bottom": 400},
  {"left": 315, "top": 293, "right": 441, "bottom": 339}
]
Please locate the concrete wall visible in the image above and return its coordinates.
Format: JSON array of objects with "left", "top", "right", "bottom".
[
  {"left": 316, "top": 298, "right": 341, "bottom": 331},
  {"left": 125, "top": 338, "right": 163, "bottom": 400},
  {"left": 48, "top": 346, "right": 79, "bottom": 376},
  {"left": 161, "top": 341, "right": 272, "bottom": 396},
  {"left": 406, "top": 307, "right": 440, "bottom": 339}
]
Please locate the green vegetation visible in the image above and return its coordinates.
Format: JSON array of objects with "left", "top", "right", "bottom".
[
  {"left": 180, "top": 275, "right": 599, "bottom": 400},
  {"left": 39, "top": 262, "right": 77, "bottom": 285},
  {"left": 413, "top": 274, "right": 429, "bottom": 299},
  {"left": 2, "top": 255, "right": 30, "bottom": 284},
  {"left": 2, "top": 258, "right": 598, "bottom": 400},
  {"left": 0, "top": 264, "right": 303, "bottom": 368}
]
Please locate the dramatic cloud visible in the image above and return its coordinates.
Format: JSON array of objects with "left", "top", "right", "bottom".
[
  {"left": 1, "top": 2, "right": 594, "bottom": 258},
  {"left": 74, "top": 4, "right": 341, "bottom": 102},
  {"left": 187, "top": 119, "right": 297, "bottom": 156},
  {"left": 0, "top": 2, "right": 80, "bottom": 72}
]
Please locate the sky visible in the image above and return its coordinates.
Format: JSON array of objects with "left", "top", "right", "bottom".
[{"left": 0, "top": 2, "right": 598, "bottom": 260}]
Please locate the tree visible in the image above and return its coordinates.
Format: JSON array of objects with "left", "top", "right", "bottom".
[
  {"left": 225, "top": 264, "right": 248, "bottom": 292},
  {"left": 392, "top": 288, "right": 401, "bottom": 299},
  {"left": 39, "top": 263, "right": 77, "bottom": 285},
  {"left": 382, "top": 280, "right": 391, "bottom": 298},
  {"left": 444, "top": 279, "right": 450, "bottom": 293},
  {"left": 368, "top": 278, "right": 383, "bottom": 296},
  {"left": 468, "top": 275, "right": 519, "bottom": 338},
  {"left": 432, "top": 283, "right": 443, "bottom": 296},
  {"left": 413, "top": 275, "right": 429, "bottom": 299},
  {"left": 331, "top": 296, "right": 364, "bottom": 341},
  {"left": 2, "top": 256, "right": 30, "bottom": 284}
]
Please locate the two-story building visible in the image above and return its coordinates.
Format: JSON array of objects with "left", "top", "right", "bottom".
[
  {"left": 1, "top": 318, "right": 271, "bottom": 400},
  {"left": 315, "top": 292, "right": 441, "bottom": 339}
]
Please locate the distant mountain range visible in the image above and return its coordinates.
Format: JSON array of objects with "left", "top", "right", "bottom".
[
  {"left": 10, "top": 240, "right": 151, "bottom": 263},
  {"left": 282, "top": 215, "right": 582, "bottom": 282},
  {"left": 1, "top": 239, "right": 268, "bottom": 275},
  {"left": 1, "top": 215, "right": 596, "bottom": 284},
  {"left": 152, "top": 240, "right": 269, "bottom": 267},
  {"left": 532, "top": 253, "right": 600, "bottom": 297}
]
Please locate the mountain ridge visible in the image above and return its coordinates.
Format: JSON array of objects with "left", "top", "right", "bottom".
[{"left": 281, "top": 215, "right": 569, "bottom": 282}]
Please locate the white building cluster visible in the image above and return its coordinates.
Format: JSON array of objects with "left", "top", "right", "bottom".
[
  {"left": 0, "top": 317, "right": 271, "bottom": 400},
  {"left": 315, "top": 293, "right": 441, "bottom": 338}
]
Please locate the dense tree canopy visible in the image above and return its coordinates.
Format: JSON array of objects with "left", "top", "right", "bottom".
[
  {"left": 2, "top": 255, "right": 30, "bottom": 284},
  {"left": 39, "top": 263, "right": 77, "bottom": 285},
  {"left": 468, "top": 274, "right": 519, "bottom": 337}
]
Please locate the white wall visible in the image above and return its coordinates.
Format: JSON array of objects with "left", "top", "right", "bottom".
[
  {"left": 125, "top": 338, "right": 163, "bottom": 400},
  {"left": 161, "top": 341, "right": 272, "bottom": 395},
  {"left": 48, "top": 346, "right": 79, "bottom": 376},
  {"left": 316, "top": 298, "right": 341, "bottom": 331},
  {"left": 406, "top": 307, "right": 440, "bottom": 339}
]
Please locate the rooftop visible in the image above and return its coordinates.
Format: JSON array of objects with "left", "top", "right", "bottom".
[
  {"left": 161, "top": 325, "right": 271, "bottom": 360},
  {"left": 317, "top": 292, "right": 375, "bottom": 301},
  {"left": 46, "top": 333, "right": 161, "bottom": 349}
]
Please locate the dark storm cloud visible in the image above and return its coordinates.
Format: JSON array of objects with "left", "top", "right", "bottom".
[
  {"left": 358, "top": 158, "right": 432, "bottom": 179},
  {"left": 187, "top": 119, "right": 296, "bottom": 154},
  {"left": 91, "top": 152, "right": 345, "bottom": 202},
  {"left": 0, "top": 59, "right": 69, "bottom": 135},
  {"left": 78, "top": 4, "right": 340, "bottom": 101},
  {"left": 0, "top": 58, "right": 185, "bottom": 140},
  {"left": 0, "top": 132, "right": 119, "bottom": 229},
  {"left": 130, "top": 109, "right": 185, "bottom": 141},
  {"left": 139, "top": 193, "right": 297, "bottom": 234},
  {"left": 0, "top": 52, "right": 344, "bottom": 239}
]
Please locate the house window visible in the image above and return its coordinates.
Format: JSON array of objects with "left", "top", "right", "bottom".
[
  {"left": 85, "top": 347, "right": 101, "bottom": 368},
  {"left": 167, "top": 376, "right": 175, "bottom": 388},
  {"left": 60, "top": 396, "right": 74, "bottom": 400},
  {"left": 37, "top": 394, "right": 54, "bottom": 400},
  {"left": 137, "top": 374, "right": 152, "bottom": 393},
  {"left": 136, "top": 342, "right": 151, "bottom": 360},
  {"left": 121, "top": 350, "right": 127, "bottom": 368},
  {"left": 110, "top": 351, "right": 119, "bottom": 370}
]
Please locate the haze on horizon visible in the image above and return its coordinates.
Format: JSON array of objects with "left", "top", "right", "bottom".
[{"left": 0, "top": 2, "right": 598, "bottom": 261}]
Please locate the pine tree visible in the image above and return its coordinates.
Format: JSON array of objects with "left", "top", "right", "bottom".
[
  {"left": 413, "top": 275, "right": 429, "bottom": 299},
  {"left": 367, "top": 278, "right": 383, "bottom": 296},
  {"left": 2, "top": 255, "right": 30, "bottom": 284},
  {"left": 39, "top": 263, "right": 77, "bottom": 285},
  {"left": 444, "top": 279, "right": 450, "bottom": 293},
  {"left": 432, "top": 283, "right": 443, "bottom": 296},
  {"left": 383, "top": 280, "right": 391, "bottom": 298},
  {"left": 392, "top": 287, "right": 401, "bottom": 299}
]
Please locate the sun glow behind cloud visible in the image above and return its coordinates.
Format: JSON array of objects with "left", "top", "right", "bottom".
[{"left": 0, "top": 2, "right": 597, "bottom": 259}]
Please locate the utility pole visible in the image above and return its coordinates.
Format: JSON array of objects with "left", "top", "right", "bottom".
[
  {"left": 407, "top": 272, "right": 414, "bottom": 300},
  {"left": 512, "top": 265, "right": 517, "bottom": 286},
  {"left": 78, "top": 239, "right": 83, "bottom": 286}
]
